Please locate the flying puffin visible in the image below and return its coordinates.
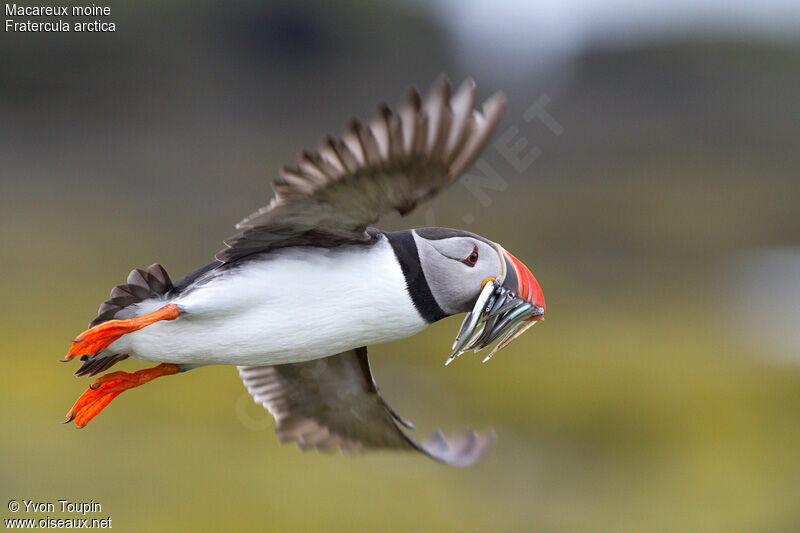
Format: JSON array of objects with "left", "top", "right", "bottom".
[{"left": 62, "top": 76, "right": 546, "bottom": 467}]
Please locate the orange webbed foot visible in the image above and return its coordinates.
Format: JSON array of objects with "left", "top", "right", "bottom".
[
  {"left": 64, "top": 363, "right": 180, "bottom": 427},
  {"left": 63, "top": 304, "right": 180, "bottom": 362}
]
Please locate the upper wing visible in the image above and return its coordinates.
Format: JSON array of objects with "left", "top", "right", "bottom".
[
  {"left": 237, "top": 347, "right": 496, "bottom": 467},
  {"left": 217, "top": 76, "right": 506, "bottom": 262}
]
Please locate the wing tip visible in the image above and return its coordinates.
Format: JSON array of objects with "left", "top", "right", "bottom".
[{"left": 417, "top": 427, "right": 498, "bottom": 467}]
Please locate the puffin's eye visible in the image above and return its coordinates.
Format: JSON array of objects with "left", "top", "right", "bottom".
[{"left": 461, "top": 246, "right": 479, "bottom": 267}]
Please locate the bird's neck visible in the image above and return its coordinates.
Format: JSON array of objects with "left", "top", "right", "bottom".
[{"left": 383, "top": 230, "right": 447, "bottom": 324}]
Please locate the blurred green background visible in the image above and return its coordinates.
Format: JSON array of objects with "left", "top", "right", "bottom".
[{"left": 2, "top": 1, "right": 800, "bottom": 531}]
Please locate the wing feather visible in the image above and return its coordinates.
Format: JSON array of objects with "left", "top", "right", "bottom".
[
  {"left": 238, "top": 347, "right": 496, "bottom": 467},
  {"left": 217, "top": 76, "right": 506, "bottom": 262}
]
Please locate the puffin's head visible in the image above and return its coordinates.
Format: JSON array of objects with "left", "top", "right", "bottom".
[
  {"left": 413, "top": 227, "right": 545, "bottom": 316},
  {"left": 410, "top": 227, "right": 545, "bottom": 363}
]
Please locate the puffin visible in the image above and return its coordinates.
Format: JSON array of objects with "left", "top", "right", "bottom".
[{"left": 62, "top": 76, "right": 546, "bottom": 467}]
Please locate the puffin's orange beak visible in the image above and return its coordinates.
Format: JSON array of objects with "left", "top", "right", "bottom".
[{"left": 499, "top": 247, "right": 545, "bottom": 320}]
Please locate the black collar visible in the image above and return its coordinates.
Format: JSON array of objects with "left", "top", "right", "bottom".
[{"left": 383, "top": 230, "right": 447, "bottom": 324}]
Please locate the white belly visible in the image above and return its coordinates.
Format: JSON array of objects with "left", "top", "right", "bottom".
[{"left": 108, "top": 237, "right": 428, "bottom": 365}]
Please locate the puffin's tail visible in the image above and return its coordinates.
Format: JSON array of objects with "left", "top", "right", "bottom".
[
  {"left": 65, "top": 263, "right": 176, "bottom": 376},
  {"left": 61, "top": 263, "right": 183, "bottom": 428},
  {"left": 89, "top": 264, "right": 174, "bottom": 327}
]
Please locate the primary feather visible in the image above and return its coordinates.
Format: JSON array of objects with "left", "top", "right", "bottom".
[{"left": 217, "top": 76, "right": 506, "bottom": 262}]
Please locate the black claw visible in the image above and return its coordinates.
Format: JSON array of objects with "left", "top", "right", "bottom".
[
  {"left": 76, "top": 423, "right": 86, "bottom": 429},
  {"left": 89, "top": 382, "right": 101, "bottom": 390},
  {"left": 59, "top": 358, "right": 71, "bottom": 363},
  {"left": 62, "top": 412, "right": 76, "bottom": 424},
  {"left": 73, "top": 337, "right": 84, "bottom": 343}
]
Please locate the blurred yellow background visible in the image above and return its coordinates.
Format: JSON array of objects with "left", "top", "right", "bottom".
[{"left": 2, "top": 1, "right": 800, "bottom": 531}]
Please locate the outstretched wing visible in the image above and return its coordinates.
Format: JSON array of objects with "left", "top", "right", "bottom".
[
  {"left": 217, "top": 76, "right": 506, "bottom": 262},
  {"left": 237, "top": 348, "right": 496, "bottom": 467}
]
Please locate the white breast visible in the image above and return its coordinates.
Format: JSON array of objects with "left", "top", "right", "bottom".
[{"left": 109, "top": 236, "right": 428, "bottom": 366}]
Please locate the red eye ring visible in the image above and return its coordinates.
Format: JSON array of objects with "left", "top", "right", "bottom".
[{"left": 461, "top": 245, "right": 479, "bottom": 267}]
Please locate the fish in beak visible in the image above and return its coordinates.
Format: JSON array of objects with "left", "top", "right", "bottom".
[{"left": 446, "top": 245, "right": 545, "bottom": 365}]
